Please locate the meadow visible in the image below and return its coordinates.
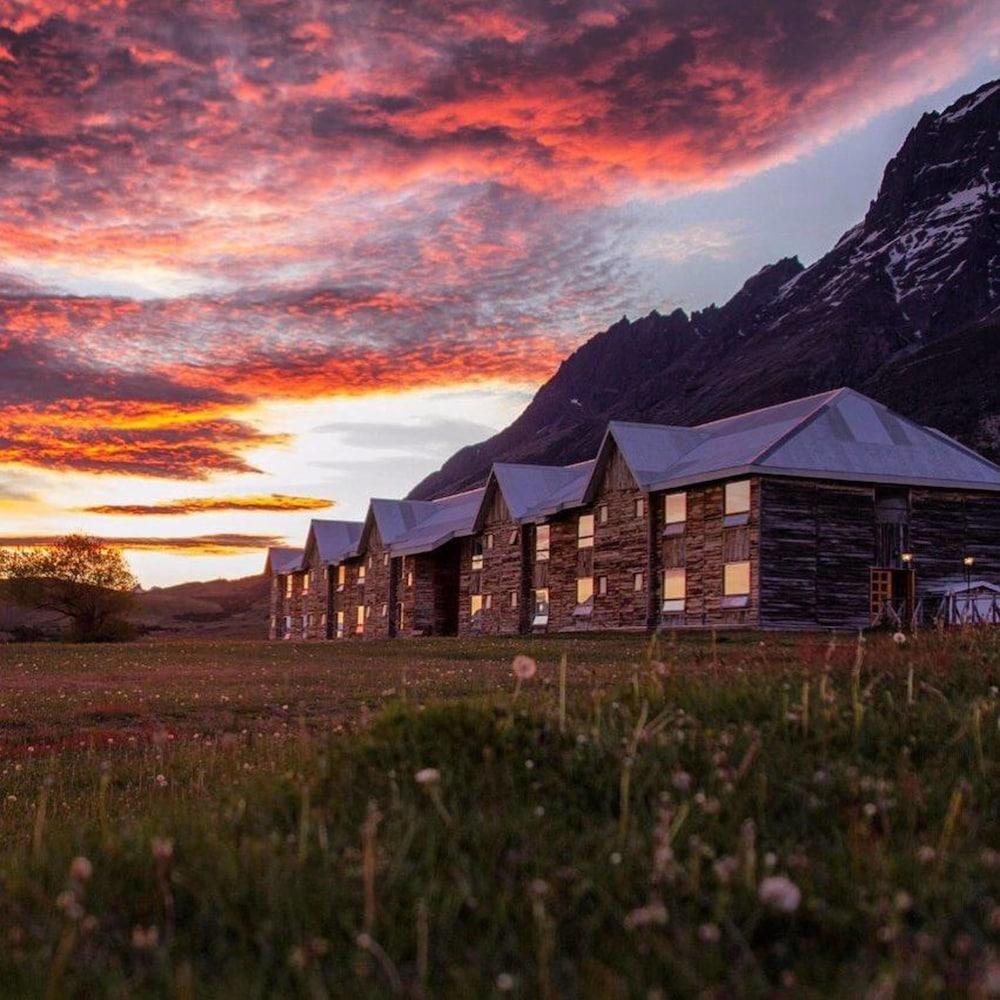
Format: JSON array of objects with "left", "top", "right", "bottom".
[{"left": 0, "top": 630, "right": 998, "bottom": 998}]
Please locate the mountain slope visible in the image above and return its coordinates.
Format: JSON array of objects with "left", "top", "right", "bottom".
[{"left": 412, "top": 79, "right": 999, "bottom": 499}]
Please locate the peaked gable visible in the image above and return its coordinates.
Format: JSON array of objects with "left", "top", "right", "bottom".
[
  {"left": 263, "top": 546, "right": 303, "bottom": 576},
  {"left": 303, "top": 519, "right": 364, "bottom": 565}
]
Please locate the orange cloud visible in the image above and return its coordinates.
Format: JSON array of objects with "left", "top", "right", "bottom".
[
  {"left": 82, "top": 494, "right": 335, "bottom": 515},
  {"left": 0, "top": 533, "right": 281, "bottom": 555}
]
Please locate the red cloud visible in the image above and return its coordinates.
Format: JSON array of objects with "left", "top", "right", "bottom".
[{"left": 80, "top": 494, "right": 335, "bottom": 515}]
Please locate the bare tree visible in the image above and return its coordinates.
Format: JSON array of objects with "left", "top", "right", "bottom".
[{"left": 0, "top": 535, "right": 139, "bottom": 642}]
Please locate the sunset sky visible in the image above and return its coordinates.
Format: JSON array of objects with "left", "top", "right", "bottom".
[{"left": 0, "top": 0, "right": 997, "bottom": 586}]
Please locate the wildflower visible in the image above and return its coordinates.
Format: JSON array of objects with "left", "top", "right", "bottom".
[
  {"left": 131, "top": 925, "right": 159, "bottom": 950},
  {"left": 414, "top": 767, "right": 440, "bottom": 786},
  {"left": 154, "top": 774, "right": 167, "bottom": 788},
  {"left": 496, "top": 973, "right": 515, "bottom": 992},
  {"left": 758, "top": 875, "right": 801, "bottom": 913},
  {"left": 56, "top": 890, "right": 84, "bottom": 921},
  {"left": 69, "top": 856, "right": 93, "bottom": 882},
  {"left": 671, "top": 770, "right": 692, "bottom": 793},
  {"left": 151, "top": 837, "right": 174, "bottom": 863},
  {"left": 512, "top": 655, "right": 537, "bottom": 681},
  {"left": 892, "top": 632, "right": 907, "bottom": 645},
  {"left": 698, "top": 923, "right": 721, "bottom": 943},
  {"left": 713, "top": 856, "right": 739, "bottom": 884},
  {"left": 916, "top": 844, "right": 936, "bottom": 864},
  {"left": 624, "top": 899, "right": 668, "bottom": 929},
  {"left": 528, "top": 879, "right": 549, "bottom": 898},
  {"left": 609, "top": 852, "right": 622, "bottom": 866}
]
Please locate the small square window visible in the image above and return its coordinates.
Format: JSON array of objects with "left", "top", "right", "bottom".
[
  {"left": 633, "top": 572, "right": 644, "bottom": 592},
  {"left": 725, "top": 480, "right": 751, "bottom": 515},
  {"left": 724, "top": 561, "right": 750, "bottom": 596},
  {"left": 634, "top": 498, "right": 645, "bottom": 519},
  {"left": 597, "top": 575, "right": 608, "bottom": 596}
]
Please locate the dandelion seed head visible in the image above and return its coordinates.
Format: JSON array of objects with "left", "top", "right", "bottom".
[
  {"left": 512, "top": 655, "right": 537, "bottom": 681},
  {"left": 758, "top": 875, "right": 801, "bottom": 913},
  {"left": 414, "top": 768, "right": 441, "bottom": 786}
]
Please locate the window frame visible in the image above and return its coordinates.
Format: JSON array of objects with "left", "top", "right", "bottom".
[
  {"left": 577, "top": 513, "right": 595, "bottom": 549},
  {"left": 535, "top": 523, "right": 550, "bottom": 562}
]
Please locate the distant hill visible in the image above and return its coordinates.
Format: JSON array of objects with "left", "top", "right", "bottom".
[
  {"left": 412, "top": 78, "right": 1000, "bottom": 499},
  {"left": 0, "top": 574, "right": 270, "bottom": 641}
]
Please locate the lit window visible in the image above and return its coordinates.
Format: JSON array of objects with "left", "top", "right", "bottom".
[
  {"left": 365, "top": 605, "right": 371, "bottom": 619},
  {"left": 597, "top": 575, "right": 608, "bottom": 596},
  {"left": 486, "top": 533, "right": 495, "bottom": 550},
  {"left": 285, "top": 615, "right": 292, "bottom": 632},
  {"left": 271, "top": 615, "right": 276, "bottom": 629},
  {"left": 383, "top": 552, "right": 389, "bottom": 567},
  {"left": 336, "top": 611, "right": 345, "bottom": 638},
  {"left": 634, "top": 498, "right": 645, "bottom": 518},
  {"left": 535, "top": 524, "right": 550, "bottom": 561},
  {"left": 662, "top": 568, "right": 686, "bottom": 612},
  {"left": 577, "top": 514, "right": 595, "bottom": 548},
  {"left": 471, "top": 594, "right": 483, "bottom": 617},
  {"left": 406, "top": 571, "right": 414, "bottom": 587},
  {"left": 358, "top": 564, "right": 366, "bottom": 583},
  {"left": 633, "top": 572, "right": 644, "bottom": 592},
  {"left": 471, "top": 539, "right": 484, "bottom": 571},
  {"left": 337, "top": 564, "right": 346, "bottom": 590},
  {"left": 724, "top": 561, "right": 751, "bottom": 596},
  {"left": 598, "top": 504, "right": 608, "bottom": 525},
  {"left": 508, "top": 528, "right": 519, "bottom": 545},
  {"left": 510, "top": 591, "right": 519, "bottom": 608},
  {"left": 665, "top": 492, "right": 687, "bottom": 525},
  {"left": 576, "top": 576, "right": 594, "bottom": 605},
  {"left": 484, "top": 593, "right": 493, "bottom": 610},
  {"left": 381, "top": 603, "right": 388, "bottom": 617},
  {"left": 725, "top": 480, "right": 751, "bottom": 515},
  {"left": 533, "top": 588, "right": 550, "bottom": 626},
  {"left": 303, "top": 573, "right": 310, "bottom": 595},
  {"left": 285, "top": 576, "right": 293, "bottom": 598},
  {"left": 355, "top": 605, "right": 365, "bottom": 634},
  {"left": 321, "top": 613, "right": 327, "bottom": 627}
]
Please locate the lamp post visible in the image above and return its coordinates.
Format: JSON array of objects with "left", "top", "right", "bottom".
[{"left": 963, "top": 555, "right": 975, "bottom": 622}]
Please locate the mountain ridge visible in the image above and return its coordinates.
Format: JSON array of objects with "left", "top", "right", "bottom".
[{"left": 411, "top": 78, "right": 999, "bottom": 499}]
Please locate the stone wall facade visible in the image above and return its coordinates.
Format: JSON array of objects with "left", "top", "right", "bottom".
[
  {"left": 358, "top": 524, "right": 397, "bottom": 639},
  {"left": 269, "top": 572, "right": 307, "bottom": 639}
]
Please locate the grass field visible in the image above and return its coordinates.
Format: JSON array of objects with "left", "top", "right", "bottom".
[{"left": 1, "top": 630, "right": 998, "bottom": 997}]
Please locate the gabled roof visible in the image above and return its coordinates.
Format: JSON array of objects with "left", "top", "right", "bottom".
[
  {"left": 484, "top": 461, "right": 595, "bottom": 525},
  {"left": 263, "top": 546, "right": 304, "bottom": 576},
  {"left": 582, "top": 388, "right": 1000, "bottom": 497},
  {"left": 392, "top": 487, "right": 486, "bottom": 556},
  {"left": 304, "top": 519, "right": 364, "bottom": 564},
  {"left": 363, "top": 497, "right": 438, "bottom": 550}
]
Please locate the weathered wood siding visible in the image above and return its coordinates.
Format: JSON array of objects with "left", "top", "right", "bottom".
[
  {"left": 760, "top": 478, "right": 873, "bottom": 630},
  {"left": 910, "top": 489, "right": 1000, "bottom": 610},
  {"left": 656, "top": 479, "right": 761, "bottom": 629},
  {"left": 457, "top": 486, "right": 529, "bottom": 635}
]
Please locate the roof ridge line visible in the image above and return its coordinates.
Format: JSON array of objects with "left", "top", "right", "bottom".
[
  {"left": 693, "top": 387, "right": 844, "bottom": 430},
  {"left": 746, "top": 388, "right": 848, "bottom": 468}
]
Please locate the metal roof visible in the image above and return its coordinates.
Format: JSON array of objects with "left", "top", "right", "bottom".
[
  {"left": 528, "top": 460, "right": 596, "bottom": 519},
  {"left": 391, "top": 487, "right": 486, "bottom": 556},
  {"left": 488, "top": 461, "right": 594, "bottom": 522},
  {"left": 263, "top": 546, "right": 304, "bottom": 576},
  {"left": 305, "top": 519, "right": 364, "bottom": 564},
  {"left": 589, "top": 389, "right": 1000, "bottom": 495}
]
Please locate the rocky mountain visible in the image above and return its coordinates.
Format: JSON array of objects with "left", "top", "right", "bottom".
[{"left": 412, "top": 78, "right": 1000, "bottom": 499}]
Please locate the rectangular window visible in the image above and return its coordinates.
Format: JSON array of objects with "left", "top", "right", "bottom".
[
  {"left": 484, "top": 593, "right": 493, "bottom": 610},
  {"left": 598, "top": 504, "right": 608, "bottom": 525},
  {"left": 368, "top": 554, "right": 373, "bottom": 569},
  {"left": 486, "top": 533, "right": 495, "bottom": 550},
  {"left": 508, "top": 528, "right": 519, "bottom": 545},
  {"left": 285, "top": 615, "right": 292, "bottom": 632},
  {"left": 471, "top": 594, "right": 483, "bottom": 618},
  {"left": 577, "top": 513, "right": 595, "bottom": 548},
  {"left": 665, "top": 492, "right": 687, "bottom": 525},
  {"left": 271, "top": 615, "right": 276, "bottom": 629},
  {"left": 285, "top": 576, "right": 293, "bottom": 598},
  {"left": 533, "top": 587, "right": 550, "bottom": 626},
  {"left": 381, "top": 603, "right": 388, "bottom": 618},
  {"left": 576, "top": 576, "right": 594, "bottom": 605},
  {"left": 725, "top": 480, "right": 751, "bottom": 515},
  {"left": 634, "top": 498, "right": 645, "bottom": 519},
  {"left": 724, "top": 561, "right": 751, "bottom": 596},
  {"left": 307, "top": 613, "right": 313, "bottom": 627},
  {"left": 662, "top": 568, "right": 686, "bottom": 612},
  {"left": 406, "top": 570, "right": 414, "bottom": 587},
  {"left": 358, "top": 564, "right": 366, "bottom": 583},
  {"left": 321, "top": 613, "right": 327, "bottom": 627},
  {"left": 510, "top": 590, "right": 519, "bottom": 608},
  {"left": 471, "top": 538, "right": 484, "bottom": 571},
  {"left": 336, "top": 610, "right": 345, "bottom": 638},
  {"left": 337, "top": 564, "right": 346, "bottom": 590},
  {"left": 597, "top": 575, "right": 608, "bottom": 596},
  {"left": 302, "top": 573, "right": 310, "bottom": 595},
  {"left": 383, "top": 552, "right": 389, "bottom": 567},
  {"left": 535, "top": 524, "right": 550, "bottom": 561},
  {"left": 633, "top": 572, "right": 644, "bottom": 592},
  {"left": 355, "top": 605, "right": 365, "bottom": 634}
]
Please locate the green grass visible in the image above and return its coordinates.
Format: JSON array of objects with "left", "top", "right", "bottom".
[{"left": 1, "top": 630, "right": 998, "bottom": 997}]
